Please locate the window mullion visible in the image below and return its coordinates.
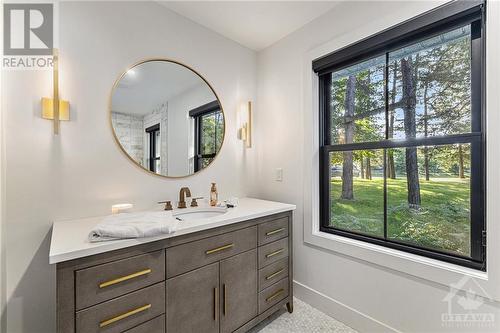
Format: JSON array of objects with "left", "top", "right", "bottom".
[
  {"left": 383, "top": 52, "right": 390, "bottom": 241},
  {"left": 323, "top": 133, "right": 481, "bottom": 152}
]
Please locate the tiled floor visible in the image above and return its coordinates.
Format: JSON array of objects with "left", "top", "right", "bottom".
[{"left": 251, "top": 298, "right": 357, "bottom": 333}]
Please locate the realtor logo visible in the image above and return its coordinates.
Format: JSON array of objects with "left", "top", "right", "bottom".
[
  {"left": 3, "top": 3, "right": 53, "bottom": 55},
  {"left": 441, "top": 276, "right": 495, "bottom": 329}
]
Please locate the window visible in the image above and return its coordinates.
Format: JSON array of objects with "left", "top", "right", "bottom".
[
  {"left": 146, "top": 124, "right": 161, "bottom": 173},
  {"left": 189, "top": 101, "right": 224, "bottom": 172},
  {"left": 314, "top": 1, "right": 485, "bottom": 270}
]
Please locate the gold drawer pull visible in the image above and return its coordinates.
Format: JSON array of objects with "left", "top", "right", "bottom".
[
  {"left": 266, "top": 249, "right": 284, "bottom": 258},
  {"left": 266, "top": 289, "right": 284, "bottom": 303},
  {"left": 265, "top": 268, "right": 285, "bottom": 280},
  {"left": 99, "top": 304, "right": 151, "bottom": 328},
  {"left": 99, "top": 269, "right": 152, "bottom": 289},
  {"left": 266, "top": 228, "right": 284, "bottom": 236},
  {"left": 206, "top": 243, "right": 234, "bottom": 255}
]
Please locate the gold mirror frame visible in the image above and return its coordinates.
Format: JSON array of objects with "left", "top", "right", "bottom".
[{"left": 109, "top": 58, "right": 226, "bottom": 179}]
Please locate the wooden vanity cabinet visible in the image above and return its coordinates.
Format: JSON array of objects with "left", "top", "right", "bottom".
[
  {"left": 219, "top": 249, "right": 258, "bottom": 333},
  {"left": 166, "top": 262, "right": 220, "bottom": 333},
  {"left": 56, "top": 211, "right": 293, "bottom": 333}
]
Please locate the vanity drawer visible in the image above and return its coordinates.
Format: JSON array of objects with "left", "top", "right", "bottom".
[
  {"left": 258, "top": 237, "right": 288, "bottom": 269},
  {"left": 258, "top": 277, "right": 289, "bottom": 314},
  {"left": 123, "top": 315, "right": 165, "bottom": 333},
  {"left": 167, "top": 226, "right": 257, "bottom": 278},
  {"left": 258, "top": 217, "right": 289, "bottom": 245},
  {"left": 75, "top": 250, "right": 165, "bottom": 310},
  {"left": 76, "top": 282, "right": 165, "bottom": 333},
  {"left": 258, "top": 258, "right": 288, "bottom": 291}
]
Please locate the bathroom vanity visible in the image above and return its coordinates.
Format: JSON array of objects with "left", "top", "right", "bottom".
[{"left": 50, "top": 198, "right": 295, "bottom": 333}]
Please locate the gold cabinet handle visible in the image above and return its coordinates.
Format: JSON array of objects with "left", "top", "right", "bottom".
[
  {"left": 223, "top": 284, "right": 227, "bottom": 316},
  {"left": 266, "top": 249, "right": 284, "bottom": 258},
  {"left": 266, "top": 289, "right": 284, "bottom": 303},
  {"left": 99, "top": 269, "right": 152, "bottom": 289},
  {"left": 266, "top": 228, "right": 284, "bottom": 236},
  {"left": 214, "top": 287, "right": 219, "bottom": 321},
  {"left": 206, "top": 243, "right": 234, "bottom": 255},
  {"left": 99, "top": 304, "right": 151, "bottom": 328},
  {"left": 265, "top": 268, "right": 285, "bottom": 281}
]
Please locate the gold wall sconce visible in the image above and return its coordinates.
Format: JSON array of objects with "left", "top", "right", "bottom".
[
  {"left": 237, "top": 101, "right": 252, "bottom": 148},
  {"left": 42, "top": 49, "right": 70, "bottom": 135}
]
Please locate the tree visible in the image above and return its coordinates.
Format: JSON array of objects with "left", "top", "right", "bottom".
[
  {"left": 360, "top": 157, "right": 365, "bottom": 179},
  {"left": 416, "top": 35, "right": 471, "bottom": 181},
  {"left": 341, "top": 75, "right": 356, "bottom": 200},
  {"left": 423, "top": 83, "right": 431, "bottom": 181},
  {"left": 401, "top": 57, "right": 421, "bottom": 208},
  {"left": 458, "top": 144, "right": 465, "bottom": 178},
  {"left": 387, "top": 61, "right": 397, "bottom": 179},
  {"left": 365, "top": 157, "right": 372, "bottom": 180}
]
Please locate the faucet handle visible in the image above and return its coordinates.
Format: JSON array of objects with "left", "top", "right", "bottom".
[
  {"left": 190, "top": 197, "right": 203, "bottom": 207},
  {"left": 158, "top": 200, "right": 173, "bottom": 211}
]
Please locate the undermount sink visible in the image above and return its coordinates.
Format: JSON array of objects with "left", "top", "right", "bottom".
[{"left": 172, "top": 207, "right": 228, "bottom": 221}]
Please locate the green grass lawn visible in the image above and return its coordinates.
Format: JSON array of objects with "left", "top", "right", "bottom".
[{"left": 330, "top": 177, "right": 471, "bottom": 256}]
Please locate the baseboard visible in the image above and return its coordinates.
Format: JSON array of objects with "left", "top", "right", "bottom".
[{"left": 293, "top": 280, "right": 400, "bottom": 333}]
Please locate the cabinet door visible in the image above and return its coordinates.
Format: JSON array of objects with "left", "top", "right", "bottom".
[
  {"left": 166, "top": 262, "right": 219, "bottom": 333},
  {"left": 220, "top": 249, "right": 258, "bottom": 333}
]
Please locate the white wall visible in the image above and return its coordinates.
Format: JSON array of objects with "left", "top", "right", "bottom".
[
  {"left": 253, "top": 1, "right": 500, "bottom": 332},
  {"left": 1, "top": 1, "right": 256, "bottom": 332}
]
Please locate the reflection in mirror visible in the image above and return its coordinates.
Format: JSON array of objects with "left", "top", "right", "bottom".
[{"left": 110, "top": 60, "right": 224, "bottom": 177}]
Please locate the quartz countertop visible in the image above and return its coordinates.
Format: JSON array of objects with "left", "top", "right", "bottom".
[{"left": 49, "top": 197, "right": 295, "bottom": 264}]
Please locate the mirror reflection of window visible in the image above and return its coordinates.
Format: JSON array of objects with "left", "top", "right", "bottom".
[
  {"left": 146, "top": 124, "right": 161, "bottom": 174},
  {"left": 189, "top": 101, "right": 224, "bottom": 172}
]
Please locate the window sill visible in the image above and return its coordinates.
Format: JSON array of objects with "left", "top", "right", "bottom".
[{"left": 305, "top": 228, "right": 487, "bottom": 285}]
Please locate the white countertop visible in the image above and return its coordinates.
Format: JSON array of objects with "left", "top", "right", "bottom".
[{"left": 49, "top": 197, "right": 295, "bottom": 264}]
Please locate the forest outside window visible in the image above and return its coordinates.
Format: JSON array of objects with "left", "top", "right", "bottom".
[{"left": 315, "top": 1, "right": 485, "bottom": 270}]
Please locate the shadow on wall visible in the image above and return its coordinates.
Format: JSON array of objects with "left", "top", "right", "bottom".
[{"left": 2, "top": 230, "right": 55, "bottom": 333}]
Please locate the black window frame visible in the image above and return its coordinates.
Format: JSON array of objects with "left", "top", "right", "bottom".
[
  {"left": 189, "top": 100, "right": 222, "bottom": 172},
  {"left": 314, "top": 0, "right": 486, "bottom": 270},
  {"left": 145, "top": 123, "right": 160, "bottom": 173}
]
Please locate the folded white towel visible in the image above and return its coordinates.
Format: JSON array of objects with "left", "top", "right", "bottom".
[{"left": 88, "top": 211, "right": 178, "bottom": 242}]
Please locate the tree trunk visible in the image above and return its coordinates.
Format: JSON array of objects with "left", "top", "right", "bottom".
[
  {"left": 366, "top": 158, "right": 372, "bottom": 180},
  {"left": 387, "top": 61, "right": 397, "bottom": 179},
  {"left": 424, "top": 148, "right": 430, "bottom": 181},
  {"left": 401, "top": 58, "right": 421, "bottom": 208},
  {"left": 387, "top": 150, "right": 395, "bottom": 179},
  {"left": 360, "top": 157, "right": 365, "bottom": 179},
  {"left": 341, "top": 75, "right": 355, "bottom": 200},
  {"left": 423, "top": 84, "right": 430, "bottom": 181},
  {"left": 458, "top": 144, "right": 465, "bottom": 178}
]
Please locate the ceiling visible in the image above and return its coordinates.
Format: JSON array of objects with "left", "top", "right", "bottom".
[
  {"left": 159, "top": 1, "right": 340, "bottom": 51},
  {"left": 112, "top": 61, "right": 213, "bottom": 115}
]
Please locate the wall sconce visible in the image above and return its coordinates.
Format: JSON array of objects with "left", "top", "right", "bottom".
[
  {"left": 237, "top": 101, "right": 252, "bottom": 148},
  {"left": 42, "top": 49, "right": 70, "bottom": 135}
]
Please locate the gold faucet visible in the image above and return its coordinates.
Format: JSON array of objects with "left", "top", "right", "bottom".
[{"left": 178, "top": 187, "right": 192, "bottom": 209}]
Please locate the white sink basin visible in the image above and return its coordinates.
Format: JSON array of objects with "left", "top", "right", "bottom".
[{"left": 173, "top": 207, "right": 228, "bottom": 221}]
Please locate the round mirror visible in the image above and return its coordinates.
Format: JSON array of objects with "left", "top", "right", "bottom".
[{"left": 110, "top": 59, "right": 225, "bottom": 178}]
